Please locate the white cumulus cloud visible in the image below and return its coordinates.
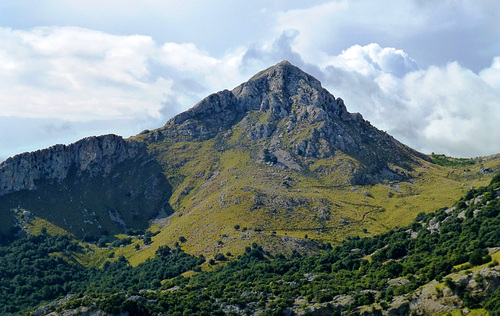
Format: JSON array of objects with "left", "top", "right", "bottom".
[
  {"left": 0, "top": 27, "right": 172, "bottom": 121},
  {"left": 1, "top": 23, "right": 500, "bottom": 160},
  {"left": 317, "top": 44, "right": 500, "bottom": 157}
]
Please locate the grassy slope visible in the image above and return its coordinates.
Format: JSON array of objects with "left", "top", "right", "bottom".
[
  {"left": 125, "top": 126, "right": 500, "bottom": 266},
  {"left": 5, "top": 116, "right": 499, "bottom": 267}
]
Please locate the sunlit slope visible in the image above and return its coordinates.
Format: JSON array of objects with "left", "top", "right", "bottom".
[
  {"left": 125, "top": 61, "right": 500, "bottom": 264},
  {"left": 127, "top": 128, "right": 500, "bottom": 265}
]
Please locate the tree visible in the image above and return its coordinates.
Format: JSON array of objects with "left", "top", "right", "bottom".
[{"left": 469, "top": 249, "right": 484, "bottom": 266}]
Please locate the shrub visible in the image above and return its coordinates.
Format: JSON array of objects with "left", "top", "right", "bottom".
[{"left": 214, "top": 253, "right": 226, "bottom": 261}]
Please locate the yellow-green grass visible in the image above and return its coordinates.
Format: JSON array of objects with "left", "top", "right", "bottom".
[
  {"left": 25, "top": 216, "right": 72, "bottom": 236},
  {"left": 452, "top": 250, "right": 500, "bottom": 273},
  {"left": 74, "top": 236, "right": 144, "bottom": 268},
  {"left": 126, "top": 149, "right": 500, "bottom": 265},
  {"left": 446, "top": 308, "right": 489, "bottom": 316}
]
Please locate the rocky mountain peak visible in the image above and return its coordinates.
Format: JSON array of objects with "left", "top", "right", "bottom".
[
  {"left": 156, "top": 61, "right": 428, "bottom": 182},
  {"left": 232, "top": 60, "right": 349, "bottom": 121},
  {"left": 242, "top": 60, "right": 321, "bottom": 96},
  {"left": 163, "top": 61, "right": 350, "bottom": 138}
]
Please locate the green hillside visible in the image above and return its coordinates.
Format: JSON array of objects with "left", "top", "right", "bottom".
[
  {"left": 126, "top": 128, "right": 500, "bottom": 265},
  {"left": 1, "top": 172, "right": 497, "bottom": 315}
]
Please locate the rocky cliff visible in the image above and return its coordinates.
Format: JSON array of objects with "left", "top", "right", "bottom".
[
  {"left": 0, "top": 134, "right": 140, "bottom": 196},
  {"left": 0, "top": 134, "right": 172, "bottom": 240}
]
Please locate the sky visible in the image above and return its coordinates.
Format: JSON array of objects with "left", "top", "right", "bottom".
[{"left": 0, "top": 0, "right": 499, "bottom": 162}]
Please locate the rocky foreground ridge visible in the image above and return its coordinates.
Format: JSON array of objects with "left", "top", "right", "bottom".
[{"left": 0, "top": 134, "right": 172, "bottom": 240}]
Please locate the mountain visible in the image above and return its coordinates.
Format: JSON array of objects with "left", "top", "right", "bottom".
[
  {"left": 0, "top": 61, "right": 500, "bottom": 315},
  {"left": 0, "top": 61, "right": 499, "bottom": 256},
  {"left": 145, "top": 60, "right": 428, "bottom": 183}
]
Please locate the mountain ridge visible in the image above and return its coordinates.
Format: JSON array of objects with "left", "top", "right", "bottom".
[
  {"left": 0, "top": 134, "right": 139, "bottom": 196},
  {"left": 0, "top": 134, "right": 173, "bottom": 242}
]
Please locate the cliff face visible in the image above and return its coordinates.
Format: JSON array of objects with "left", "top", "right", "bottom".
[
  {"left": 0, "top": 134, "right": 173, "bottom": 240},
  {"left": 0, "top": 134, "right": 140, "bottom": 196}
]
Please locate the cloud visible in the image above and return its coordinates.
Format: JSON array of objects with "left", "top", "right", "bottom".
[
  {"left": 240, "top": 29, "right": 305, "bottom": 72},
  {"left": 1, "top": 22, "right": 500, "bottom": 160},
  {"left": 317, "top": 44, "right": 500, "bottom": 157},
  {"left": 276, "top": 0, "right": 500, "bottom": 72},
  {"left": 0, "top": 27, "right": 173, "bottom": 121},
  {"left": 401, "top": 61, "right": 500, "bottom": 157},
  {"left": 0, "top": 26, "right": 247, "bottom": 123},
  {"left": 325, "top": 43, "right": 418, "bottom": 77}
]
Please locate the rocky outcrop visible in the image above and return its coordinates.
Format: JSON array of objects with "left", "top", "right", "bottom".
[
  {"left": 0, "top": 134, "right": 140, "bottom": 196},
  {"left": 406, "top": 265, "right": 500, "bottom": 315}
]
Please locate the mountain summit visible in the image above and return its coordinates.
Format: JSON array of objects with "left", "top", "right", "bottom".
[{"left": 146, "top": 60, "right": 428, "bottom": 184}]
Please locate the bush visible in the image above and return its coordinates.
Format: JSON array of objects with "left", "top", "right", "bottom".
[{"left": 214, "top": 253, "right": 226, "bottom": 261}]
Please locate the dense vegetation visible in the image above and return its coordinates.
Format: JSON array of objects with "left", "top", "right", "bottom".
[
  {"left": 1, "top": 175, "right": 499, "bottom": 315},
  {"left": 430, "top": 153, "right": 476, "bottom": 167},
  {"left": 0, "top": 237, "right": 204, "bottom": 314}
]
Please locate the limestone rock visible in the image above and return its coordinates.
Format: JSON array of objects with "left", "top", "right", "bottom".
[{"left": 0, "top": 134, "right": 140, "bottom": 196}]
